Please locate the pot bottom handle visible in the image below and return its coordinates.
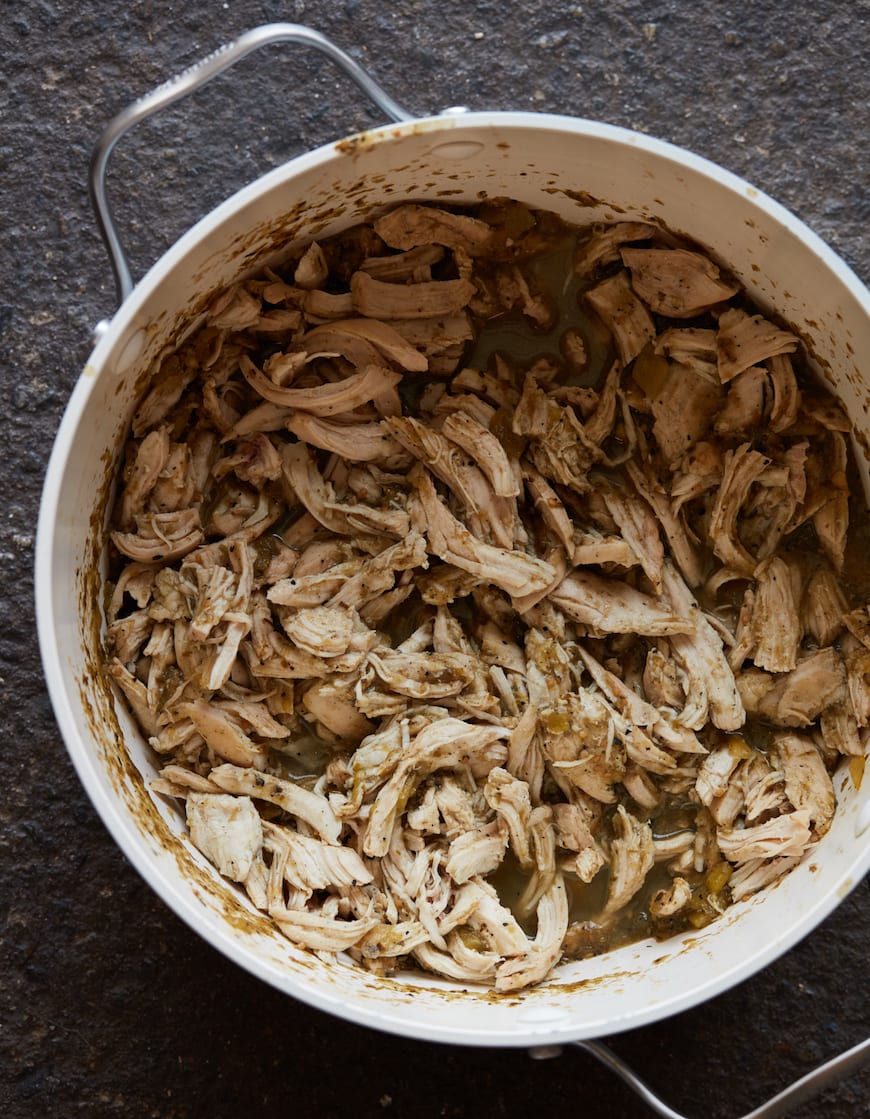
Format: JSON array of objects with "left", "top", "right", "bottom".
[
  {"left": 90, "top": 22, "right": 414, "bottom": 311},
  {"left": 537, "top": 1036, "right": 869, "bottom": 1119}
]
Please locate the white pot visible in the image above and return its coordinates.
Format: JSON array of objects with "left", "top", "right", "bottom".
[{"left": 37, "top": 88, "right": 870, "bottom": 1047}]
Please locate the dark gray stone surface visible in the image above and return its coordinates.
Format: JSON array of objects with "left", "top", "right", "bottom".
[{"left": 2, "top": 1, "right": 868, "bottom": 1116}]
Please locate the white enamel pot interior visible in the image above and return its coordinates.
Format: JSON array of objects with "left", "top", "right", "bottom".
[{"left": 37, "top": 111, "right": 870, "bottom": 1047}]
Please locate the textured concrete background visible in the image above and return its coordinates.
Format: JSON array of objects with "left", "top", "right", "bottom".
[{"left": 2, "top": 1, "right": 868, "bottom": 1116}]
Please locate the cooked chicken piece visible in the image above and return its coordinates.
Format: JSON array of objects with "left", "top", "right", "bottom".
[
  {"left": 767, "top": 353, "right": 801, "bottom": 432},
  {"left": 282, "top": 605, "right": 356, "bottom": 658},
  {"left": 351, "top": 270, "right": 476, "bottom": 320},
  {"left": 179, "top": 698, "right": 269, "bottom": 769},
  {"left": 432, "top": 391, "right": 497, "bottom": 432},
  {"left": 707, "top": 443, "right": 771, "bottom": 575},
  {"left": 521, "top": 467, "right": 573, "bottom": 553},
  {"left": 389, "top": 416, "right": 517, "bottom": 549},
  {"left": 154, "top": 763, "right": 222, "bottom": 796},
  {"left": 410, "top": 465, "right": 554, "bottom": 598},
  {"left": 108, "top": 560, "right": 159, "bottom": 621},
  {"left": 284, "top": 414, "right": 405, "bottom": 464},
  {"left": 661, "top": 562, "right": 745, "bottom": 732},
  {"left": 732, "top": 755, "right": 786, "bottom": 828},
  {"left": 108, "top": 658, "right": 160, "bottom": 737},
  {"left": 214, "top": 433, "right": 283, "bottom": 490},
  {"left": 387, "top": 314, "right": 474, "bottom": 374},
  {"left": 187, "top": 792, "right": 264, "bottom": 882},
  {"left": 512, "top": 805, "right": 558, "bottom": 918},
  {"left": 714, "top": 366, "right": 769, "bottom": 436},
  {"left": 602, "top": 805, "right": 655, "bottom": 915},
  {"left": 208, "top": 283, "right": 263, "bottom": 330},
  {"left": 643, "top": 645, "right": 685, "bottom": 710},
  {"left": 601, "top": 480, "right": 665, "bottom": 593},
  {"left": 112, "top": 508, "right": 204, "bottom": 564},
  {"left": 440, "top": 410, "right": 520, "bottom": 498},
  {"left": 144, "top": 621, "right": 177, "bottom": 710},
  {"left": 263, "top": 821, "right": 372, "bottom": 894},
  {"left": 728, "top": 855, "right": 803, "bottom": 902},
  {"left": 302, "top": 318, "right": 429, "bottom": 373},
  {"left": 459, "top": 881, "right": 529, "bottom": 956},
  {"left": 512, "top": 364, "right": 620, "bottom": 488},
  {"left": 749, "top": 556, "right": 801, "bottom": 673},
  {"left": 433, "top": 776, "right": 488, "bottom": 839},
  {"left": 844, "top": 642, "right": 870, "bottom": 727},
  {"left": 131, "top": 352, "right": 199, "bottom": 437},
  {"left": 293, "top": 240, "right": 328, "bottom": 289},
  {"left": 552, "top": 802, "right": 605, "bottom": 883},
  {"left": 620, "top": 462, "right": 702, "bottom": 587},
  {"left": 475, "top": 622, "right": 524, "bottom": 676},
  {"left": 773, "top": 732, "right": 835, "bottom": 836},
  {"left": 750, "top": 647, "right": 847, "bottom": 727},
  {"left": 282, "top": 442, "right": 410, "bottom": 539},
  {"left": 360, "top": 243, "right": 445, "bottom": 281},
  {"left": 453, "top": 365, "right": 520, "bottom": 410},
  {"left": 483, "top": 767, "right": 534, "bottom": 869},
  {"left": 649, "top": 876, "right": 692, "bottom": 919},
  {"left": 695, "top": 743, "right": 746, "bottom": 806},
  {"left": 303, "top": 289, "right": 355, "bottom": 321},
  {"left": 120, "top": 426, "right": 170, "bottom": 528},
  {"left": 654, "top": 327, "right": 718, "bottom": 381},
  {"left": 364, "top": 719, "right": 510, "bottom": 857},
  {"left": 373, "top": 204, "right": 494, "bottom": 255},
  {"left": 445, "top": 819, "right": 510, "bottom": 884},
  {"left": 646, "top": 361, "right": 724, "bottom": 467},
  {"left": 718, "top": 809, "right": 813, "bottom": 863},
  {"left": 717, "top": 307, "right": 799, "bottom": 383},
  {"left": 844, "top": 605, "right": 870, "bottom": 649},
  {"left": 494, "top": 876, "right": 568, "bottom": 993},
  {"left": 550, "top": 569, "right": 691, "bottom": 636},
  {"left": 573, "top": 221, "right": 657, "bottom": 276},
  {"left": 367, "top": 650, "right": 478, "bottom": 699},
  {"left": 802, "top": 563, "right": 848, "bottom": 646},
  {"left": 576, "top": 646, "right": 691, "bottom": 765},
  {"left": 240, "top": 354, "right": 405, "bottom": 414},
  {"left": 541, "top": 694, "right": 624, "bottom": 805},
  {"left": 622, "top": 247, "right": 739, "bottom": 318},
  {"left": 269, "top": 903, "right": 380, "bottom": 953},
  {"left": 209, "top": 762, "right": 342, "bottom": 844},
  {"left": 585, "top": 270, "right": 656, "bottom": 366},
  {"left": 669, "top": 440, "right": 723, "bottom": 512},
  {"left": 819, "top": 701, "right": 862, "bottom": 758},
  {"left": 188, "top": 564, "right": 237, "bottom": 642},
  {"left": 327, "top": 532, "right": 428, "bottom": 611},
  {"left": 813, "top": 493, "right": 849, "bottom": 574},
  {"left": 107, "top": 609, "right": 154, "bottom": 666},
  {"left": 266, "top": 561, "right": 361, "bottom": 609},
  {"left": 571, "top": 532, "right": 636, "bottom": 569},
  {"left": 622, "top": 764, "right": 661, "bottom": 811}
]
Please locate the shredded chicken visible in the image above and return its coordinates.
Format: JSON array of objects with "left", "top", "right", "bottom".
[{"left": 106, "top": 199, "right": 863, "bottom": 991}]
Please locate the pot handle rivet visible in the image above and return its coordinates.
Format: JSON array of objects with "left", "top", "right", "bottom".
[{"left": 89, "top": 23, "right": 414, "bottom": 310}]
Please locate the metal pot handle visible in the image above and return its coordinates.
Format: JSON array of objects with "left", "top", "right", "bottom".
[
  {"left": 89, "top": 22, "right": 413, "bottom": 310},
  {"left": 528, "top": 1035, "right": 870, "bottom": 1119}
]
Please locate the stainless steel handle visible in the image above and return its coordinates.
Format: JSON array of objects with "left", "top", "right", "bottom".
[
  {"left": 89, "top": 22, "right": 414, "bottom": 309},
  {"left": 570, "top": 1035, "right": 870, "bottom": 1119}
]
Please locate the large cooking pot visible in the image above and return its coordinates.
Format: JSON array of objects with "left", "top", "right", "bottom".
[{"left": 36, "top": 23, "right": 870, "bottom": 1058}]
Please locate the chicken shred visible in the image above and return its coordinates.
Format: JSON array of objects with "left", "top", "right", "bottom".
[{"left": 105, "top": 200, "right": 863, "bottom": 990}]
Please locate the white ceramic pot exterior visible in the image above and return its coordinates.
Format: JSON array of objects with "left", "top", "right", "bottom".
[{"left": 37, "top": 112, "right": 870, "bottom": 1046}]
